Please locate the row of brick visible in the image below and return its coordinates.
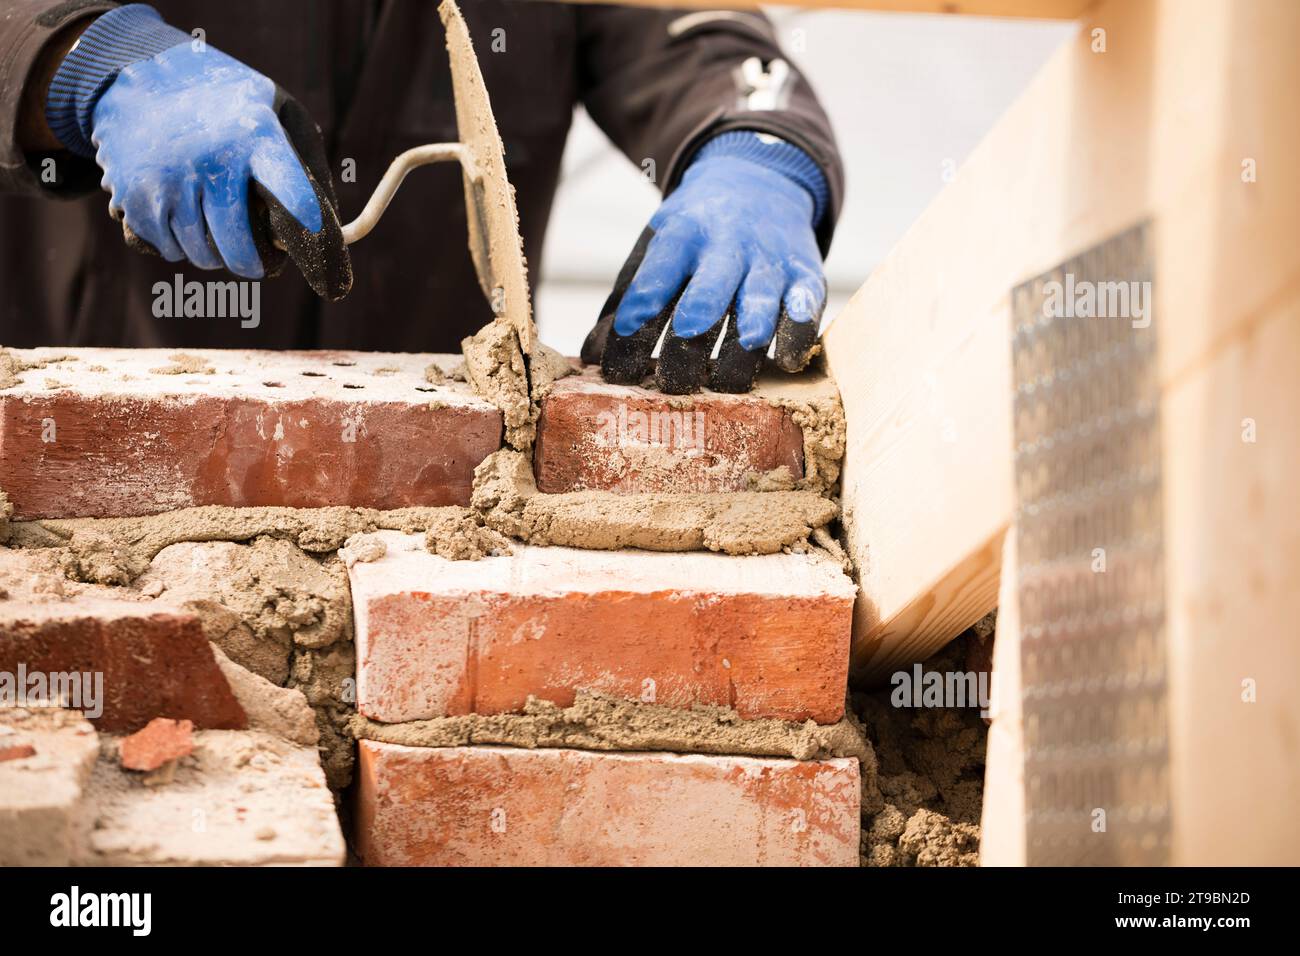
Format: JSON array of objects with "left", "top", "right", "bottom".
[
  {"left": 348, "top": 532, "right": 858, "bottom": 865},
  {"left": 1, "top": 348, "right": 858, "bottom": 866},
  {"left": 1, "top": 541, "right": 855, "bottom": 729},
  {"left": 0, "top": 348, "right": 832, "bottom": 519},
  {"left": 0, "top": 556, "right": 247, "bottom": 734},
  {"left": 2, "top": 529, "right": 859, "bottom": 865}
]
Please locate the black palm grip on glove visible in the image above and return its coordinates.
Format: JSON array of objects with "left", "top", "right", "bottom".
[
  {"left": 582, "top": 226, "right": 653, "bottom": 377},
  {"left": 585, "top": 226, "right": 821, "bottom": 395},
  {"left": 254, "top": 90, "right": 352, "bottom": 301}
]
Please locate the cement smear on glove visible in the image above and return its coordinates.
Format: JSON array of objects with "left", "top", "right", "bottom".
[
  {"left": 352, "top": 690, "right": 873, "bottom": 764},
  {"left": 472, "top": 449, "right": 837, "bottom": 555}
]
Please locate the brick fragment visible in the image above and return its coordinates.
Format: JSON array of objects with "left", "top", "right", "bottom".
[
  {"left": 356, "top": 743, "right": 860, "bottom": 867},
  {"left": 119, "top": 717, "right": 194, "bottom": 771},
  {"left": 351, "top": 532, "right": 855, "bottom": 724},
  {"left": 0, "top": 348, "right": 502, "bottom": 518}
]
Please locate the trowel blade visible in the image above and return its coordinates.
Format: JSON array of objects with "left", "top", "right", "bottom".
[{"left": 439, "top": 0, "right": 536, "bottom": 356}]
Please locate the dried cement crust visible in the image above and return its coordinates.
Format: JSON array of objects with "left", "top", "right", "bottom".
[
  {"left": 461, "top": 320, "right": 572, "bottom": 451},
  {"left": 143, "top": 536, "right": 351, "bottom": 653},
  {"left": 472, "top": 449, "right": 838, "bottom": 555},
  {"left": 210, "top": 644, "right": 319, "bottom": 748},
  {"left": 0, "top": 346, "right": 77, "bottom": 391},
  {"left": 750, "top": 361, "right": 848, "bottom": 496},
  {"left": 8, "top": 504, "right": 490, "bottom": 585},
  {"left": 351, "top": 690, "right": 873, "bottom": 765},
  {"left": 777, "top": 394, "right": 846, "bottom": 495},
  {"left": 854, "top": 631, "right": 989, "bottom": 867}
]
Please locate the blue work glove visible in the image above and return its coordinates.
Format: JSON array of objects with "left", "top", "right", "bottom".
[
  {"left": 582, "top": 131, "right": 828, "bottom": 393},
  {"left": 45, "top": 4, "right": 351, "bottom": 299}
]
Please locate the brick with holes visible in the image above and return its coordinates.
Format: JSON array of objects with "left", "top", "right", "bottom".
[{"left": 0, "top": 348, "right": 501, "bottom": 518}]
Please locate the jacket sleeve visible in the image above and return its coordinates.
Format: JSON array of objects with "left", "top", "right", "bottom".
[
  {"left": 0, "top": 0, "right": 119, "bottom": 197},
  {"left": 575, "top": 4, "right": 844, "bottom": 255}
]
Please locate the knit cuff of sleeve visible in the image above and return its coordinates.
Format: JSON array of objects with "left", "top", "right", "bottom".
[
  {"left": 692, "top": 129, "right": 830, "bottom": 227},
  {"left": 44, "top": 3, "right": 189, "bottom": 158}
]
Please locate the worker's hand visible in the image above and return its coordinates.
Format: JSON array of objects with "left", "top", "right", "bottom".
[
  {"left": 582, "top": 134, "right": 827, "bottom": 393},
  {"left": 45, "top": 5, "right": 350, "bottom": 299}
]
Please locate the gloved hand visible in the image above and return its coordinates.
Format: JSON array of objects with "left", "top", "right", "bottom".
[
  {"left": 582, "top": 131, "right": 828, "bottom": 394},
  {"left": 45, "top": 4, "right": 351, "bottom": 299}
]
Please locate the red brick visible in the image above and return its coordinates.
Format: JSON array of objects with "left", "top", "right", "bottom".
[
  {"left": 356, "top": 743, "right": 860, "bottom": 866},
  {"left": 534, "top": 367, "right": 809, "bottom": 494},
  {"left": 0, "top": 348, "right": 501, "bottom": 519},
  {"left": 0, "top": 598, "right": 246, "bottom": 733},
  {"left": 351, "top": 532, "right": 855, "bottom": 724},
  {"left": 119, "top": 717, "right": 194, "bottom": 771}
]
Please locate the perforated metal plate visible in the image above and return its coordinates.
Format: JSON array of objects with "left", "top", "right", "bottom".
[{"left": 1011, "top": 222, "right": 1171, "bottom": 866}]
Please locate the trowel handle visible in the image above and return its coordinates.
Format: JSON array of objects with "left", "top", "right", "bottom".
[
  {"left": 272, "top": 143, "right": 477, "bottom": 251},
  {"left": 340, "top": 142, "right": 479, "bottom": 245}
]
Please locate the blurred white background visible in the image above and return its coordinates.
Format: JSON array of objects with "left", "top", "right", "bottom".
[{"left": 534, "top": 4, "right": 1075, "bottom": 354}]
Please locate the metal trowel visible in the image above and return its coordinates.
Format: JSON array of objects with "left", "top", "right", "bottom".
[{"left": 334, "top": 0, "right": 535, "bottom": 355}]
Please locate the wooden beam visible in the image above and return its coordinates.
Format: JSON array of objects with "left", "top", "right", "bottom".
[
  {"left": 825, "top": 0, "right": 1298, "bottom": 862},
  {"left": 557, "top": 1, "right": 1091, "bottom": 19},
  {"left": 827, "top": 0, "right": 1298, "bottom": 679}
]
